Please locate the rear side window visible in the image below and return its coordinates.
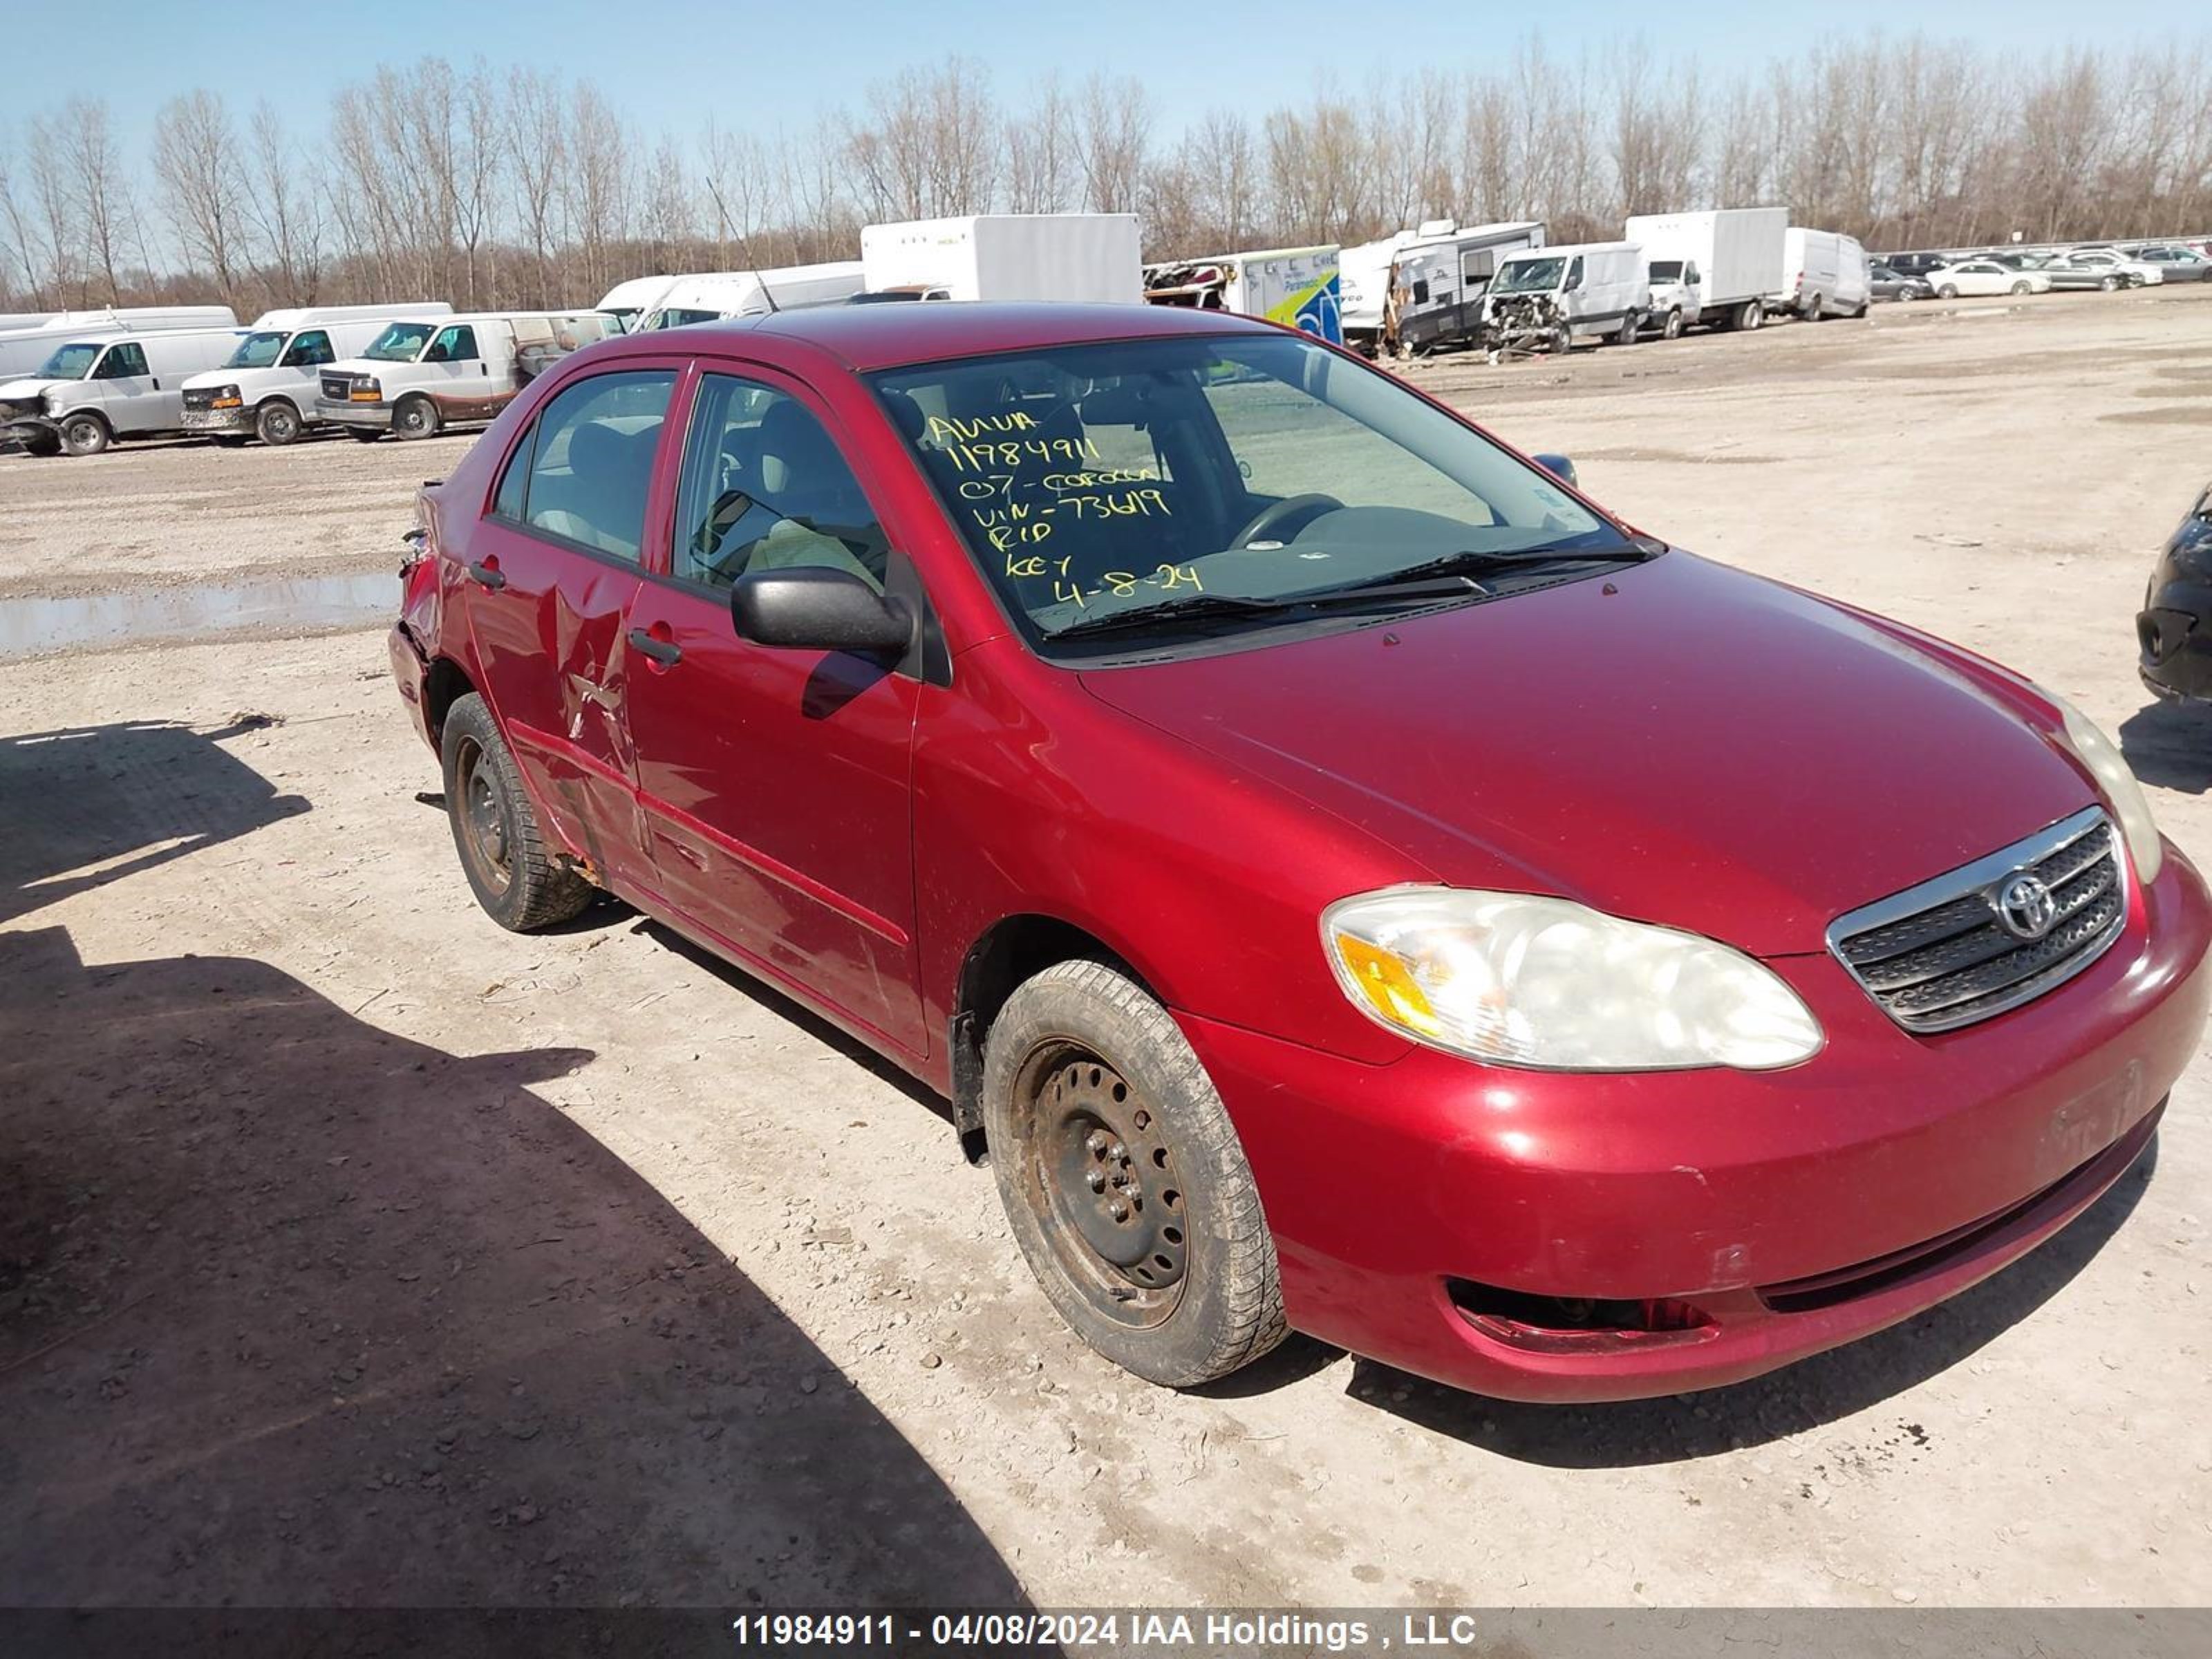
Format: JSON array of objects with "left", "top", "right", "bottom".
[
  {"left": 283, "top": 330, "right": 333, "bottom": 367},
  {"left": 504, "top": 370, "right": 675, "bottom": 560},
  {"left": 97, "top": 342, "right": 147, "bottom": 379}
]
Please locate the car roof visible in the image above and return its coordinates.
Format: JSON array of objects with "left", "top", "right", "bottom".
[{"left": 612, "top": 301, "right": 1280, "bottom": 373}]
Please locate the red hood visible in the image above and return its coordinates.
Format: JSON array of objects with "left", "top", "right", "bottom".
[{"left": 1078, "top": 552, "right": 2094, "bottom": 957}]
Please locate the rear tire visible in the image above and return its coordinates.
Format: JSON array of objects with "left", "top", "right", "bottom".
[
  {"left": 1738, "top": 299, "right": 1763, "bottom": 331},
  {"left": 255, "top": 399, "right": 303, "bottom": 446},
  {"left": 2010, "top": 281, "right": 2032, "bottom": 295},
  {"left": 59, "top": 413, "right": 110, "bottom": 457},
  {"left": 393, "top": 395, "right": 441, "bottom": 440},
  {"left": 1937, "top": 283, "right": 1960, "bottom": 299},
  {"left": 2101, "top": 275, "right": 2122, "bottom": 292},
  {"left": 982, "top": 959, "right": 1287, "bottom": 1388},
  {"left": 440, "top": 694, "right": 593, "bottom": 932},
  {"left": 1613, "top": 312, "right": 1638, "bottom": 346}
]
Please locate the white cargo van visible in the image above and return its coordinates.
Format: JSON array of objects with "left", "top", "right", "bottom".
[
  {"left": 1481, "top": 243, "right": 1649, "bottom": 355},
  {"left": 595, "top": 274, "right": 676, "bottom": 333},
  {"left": 0, "top": 326, "right": 247, "bottom": 456},
  {"left": 861, "top": 214, "right": 1143, "bottom": 303},
  {"left": 1143, "top": 245, "right": 1344, "bottom": 344},
  {"left": 1623, "top": 207, "right": 1787, "bottom": 335},
  {"left": 1777, "top": 227, "right": 1872, "bottom": 319},
  {"left": 0, "top": 306, "right": 238, "bottom": 381},
  {"left": 179, "top": 303, "right": 453, "bottom": 446},
  {"left": 315, "top": 310, "right": 618, "bottom": 441},
  {"left": 634, "top": 263, "right": 867, "bottom": 331}
]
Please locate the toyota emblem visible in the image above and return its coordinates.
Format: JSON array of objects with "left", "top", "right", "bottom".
[{"left": 1995, "top": 872, "right": 2058, "bottom": 941}]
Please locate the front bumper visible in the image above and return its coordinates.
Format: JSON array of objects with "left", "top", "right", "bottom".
[
  {"left": 180, "top": 406, "right": 250, "bottom": 435},
  {"left": 2138, "top": 498, "right": 2212, "bottom": 700},
  {"left": 1184, "top": 849, "right": 2211, "bottom": 1402},
  {"left": 318, "top": 398, "right": 392, "bottom": 430}
]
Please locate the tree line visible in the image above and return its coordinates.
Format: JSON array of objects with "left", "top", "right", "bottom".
[{"left": 5, "top": 32, "right": 2211, "bottom": 319}]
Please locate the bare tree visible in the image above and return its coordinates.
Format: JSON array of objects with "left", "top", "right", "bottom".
[
  {"left": 1075, "top": 72, "right": 1150, "bottom": 214},
  {"left": 59, "top": 99, "right": 133, "bottom": 303},
  {"left": 244, "top": 102, "right": 324, "bottom": 304},
  {"left": 504, "top": 66, "right": 567, "bottom": 305},
  {"left": 152, "top": 90, "right": 250, "bottom": 304},
  {"left": 1004, "top": 79, "right": 1074, "bottom": 214}
]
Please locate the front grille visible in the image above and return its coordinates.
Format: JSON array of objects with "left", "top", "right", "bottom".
[
  {"left": 1829, "top": 807, "right": 2125, "bottom": 1033},
  {"left": 320, "top": 373, "right": 353, "bottom": 402},
  {"left": 182, "top": 386, "right": 218, "bottom": 412}
]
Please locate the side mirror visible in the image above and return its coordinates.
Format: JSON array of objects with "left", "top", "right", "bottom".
[
  {"left": 731, "top": 565, "right": 913, "bottom": 656},
  {"left": 1531, "top": 453, "right": 1578, "bottom": 487}
]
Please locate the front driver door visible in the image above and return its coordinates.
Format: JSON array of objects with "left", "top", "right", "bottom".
[{"left": 622, "top": 368, "right": 925, "bottom": 1058}]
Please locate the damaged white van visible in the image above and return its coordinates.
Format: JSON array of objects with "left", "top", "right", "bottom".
[
  {"left": 1480, "top": 243, "right": 1650, "bottom": 357},
  {"left": 0, "top": 326, "right": 245, "bottom": 456},
  {"left": 179, "top": 303, "right": 451, "bottom": 446},
  {"left": 315, "top": 310, "right": 617, "bottom": 441}
]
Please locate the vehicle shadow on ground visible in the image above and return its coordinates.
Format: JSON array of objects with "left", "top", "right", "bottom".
[
  {"left": 1347, "top": 1138, "right": 2155, "bottom": 1466},
  {"left": 0, "top": 718, "right": 309, "bottom": 928},
  {"left": 2119, "top": 698, "right": 2212, "bottom": 794},
  {"left": 0, "top": 722, "right": 1027, "bottom": 1608}
]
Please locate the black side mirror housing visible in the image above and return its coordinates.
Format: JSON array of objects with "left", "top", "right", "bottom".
[
  {"left": 1531, "top": 453, "right": 1578, "bottom": 487},
  {"left": 731, "top": 565, "right": 913, "bottom": 656}
]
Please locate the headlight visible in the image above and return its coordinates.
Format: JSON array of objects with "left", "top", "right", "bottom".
[
  {"left": 1322, "top": 887, "right": 1824, "bottom": 1071},
  {"left": 211, "top": 384, "right": 242, "bottom": 409},
  {"left": 2046, "top": 693, "right": 2163, "bottom": 884}
]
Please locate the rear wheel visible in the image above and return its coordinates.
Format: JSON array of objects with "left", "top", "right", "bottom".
[
  {"left": 2010, "top": 280, "right": 2032, "bottom": 295},
  {"left": 982, "top": 959, "right": 1286, "bottom": 1388},
  {"left": 1738, "top": 299, "right": 1763, "bottom": 331},
  {"left": 1613, "top": 312, "right": 1638, "bottom": 346},
  {"left": 59, "top": 413, "right": 110, "bottom": 457},
  {"left": 255, "top": 399, "right": 303, "bottom": 446},
  {"left": 440, "top": 694, "right": 593, "bottom": 932},
  {"left": 2101, "top": 275, "right": 2122, "bottom": 292},
  {"left": 393, "top": 394, "right": 441, "bottom": 440},
  {"left": 1937, "top": 283, "right": 1960, "bottom": 299}
]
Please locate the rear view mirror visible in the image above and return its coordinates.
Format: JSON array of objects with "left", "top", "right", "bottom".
[
  {"left": 731, "top": 565, "right": 913, "bottom": 656},
  {"left": 1531, "top": 453, "right": 1579, "bottom": 487}
]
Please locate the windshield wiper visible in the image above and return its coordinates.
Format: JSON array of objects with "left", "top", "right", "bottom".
[
  {"left": 1049, "top": 577, "right": 1482, "bottom": 644},
  {"left": 1369, "top": 536, "right": 1664, "bottom": 586}
]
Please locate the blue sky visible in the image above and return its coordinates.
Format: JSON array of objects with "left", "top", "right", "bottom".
[{"left": 22, "top": 1, "right": 2191, "bottom": 158}]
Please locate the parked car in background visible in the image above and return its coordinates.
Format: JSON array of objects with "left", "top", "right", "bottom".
[
  {"left": 595, "top": 274, "right": 676, "bottom": 332},
  {"left": 2139, "top": 482, "right": 2212, "bottom": 702},
  {"left": 634, "top": 263, "right": 868, "bottom": 331},
  {"left": 389, "top": 301, "right": 2208, "bottom": 1405},
  {"left": 2058, "top": 248, "right": 2159, "bottom": 286},
  {"left": 1875, "top": 252, "right": 1950, "bottom": 277},
  {"left": 0, "top": 325, "right": 245, "bottom": 455},
  {"left": 1777, "top": 227, "right": 1871, "bottom": 318},
  {"left": 179, "top": 304, "right": 453, "bottom": 447},
  {"left": 315, "top": 310, "right": 618, "bottom": 441},
  {"left": 2124, "top": 245, "right": 2212, "bottom": 283},
  {"left": 2004, "top": 252, "right": 2119, "bottom": 292},
  {"left": 1927, "top": 259, "right": 2052, "bottom": 298},
  {"left": 1868, "top": 264, "right": 1933, "bottom": 301}
]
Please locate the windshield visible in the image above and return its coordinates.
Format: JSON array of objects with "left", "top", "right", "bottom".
[
  {"left": 1648, "top": 261, "right": 1685, "bottom": 283},
  {"left": 223, "top": 330, "right": 289, "bottom": 369},
  {"left": 872, "top": 332, "right": 1629, "bottom": 655},
  {"left": 34, "top": 342, "right": 102, "bottom": 380},
  {"left": 1490, "top": 257, "right": 1567, "bottom": 295},
  {"left": 644, "top": 307, "right": 722, "bottom": 330},
  {"left": 364, "top": 321, "right": 436, "bottom": 362}
]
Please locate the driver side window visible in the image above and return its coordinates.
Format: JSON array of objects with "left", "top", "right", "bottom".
[{"left": 671, "top": 373, "right": 887, "bottom": 592}]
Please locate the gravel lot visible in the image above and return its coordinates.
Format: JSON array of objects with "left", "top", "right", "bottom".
[{"left": 4, "top": 288, "right": 2211, "bottom": 1613}]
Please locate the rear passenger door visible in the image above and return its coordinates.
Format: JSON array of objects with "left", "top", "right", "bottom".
[
  {"left": 621, "top": 367, "right": 926, "bottom": 1056},
  {"left": 91, "top": 341, "right": 158, "bottom": 433},
  {"left": 462, "top": 364, "right": 682, "bottom": 890}
]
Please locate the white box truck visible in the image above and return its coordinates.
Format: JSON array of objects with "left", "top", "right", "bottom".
[
  {"left": 179, "top": 303, "right": 453, "bottom": 446},
  {"left": 315, "top": 310, "right": 618, "bottom": 441},
  {"left": 1388, "top": 221, "right": 1547, "bottom": 355},
  {"left": 1777, "top": 227, "right": 1872, "bottom": 319},
  {"left": 1622, "top": 207, "right": 1788, "bottom": 335},
  {"left": 633, "top": 263, "right": 868, "bottom": 330},
  {"left": 0, "top": 306, "right": 238, "bottom": 381},
  {"left": 1480, "top": 243, "right": 1649, "bottom": 356},
  {"left": 1, "top": 325, "right": 249, "bottom": 456},
  {"left": 861, "top": 214, "right": 1143, "bottom": 304},
  {"left": 1143, "top": 245, "right": 1344, "bottom": 344}
]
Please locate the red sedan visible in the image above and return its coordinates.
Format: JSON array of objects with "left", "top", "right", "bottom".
[{"left": 388, "top": 302, "right": 2209, "bottom": 1402}]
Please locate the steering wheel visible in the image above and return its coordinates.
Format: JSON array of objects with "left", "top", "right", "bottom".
[{"left": 1228, "top": 492, "right": 1342, "bottom": 550}]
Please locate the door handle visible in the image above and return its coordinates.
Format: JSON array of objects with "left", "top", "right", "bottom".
[
  {"left": 628, "top": 628, "right": 682, "bottom": 667},
  {"left": 466, "top": 560, "right": 505, "bottom": 590}
]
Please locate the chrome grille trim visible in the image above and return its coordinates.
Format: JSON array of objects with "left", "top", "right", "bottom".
[{"left": 1827, "top": 806, "right": 2126, "bottom": 1033}]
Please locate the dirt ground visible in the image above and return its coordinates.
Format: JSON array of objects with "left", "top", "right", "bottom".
[{"left": 5, "top": 288, "right": 2212, "bottom": 1613}]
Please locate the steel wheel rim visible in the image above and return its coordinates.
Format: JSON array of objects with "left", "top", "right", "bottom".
[
  {"left": 1015, "top": 1041, "right": 1188, "bottom": 1329},
  {"left": 454, "top": 735, "right": 512, "bottom": 894},
  {"left": 263, "top": 406, "right": 297, "bottom": 441}
]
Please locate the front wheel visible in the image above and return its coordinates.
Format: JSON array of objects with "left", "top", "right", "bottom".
[
  {"left": 393, "top": 395, "right": 441, "bottom": 440},
  {"left": 2101, "top": 275, "right": 2122, "bottom": 292},
  {"left": 1937, "top": 283, "right": 1960, "bottom": 299},
  {"left": 256, "top": 399, "right": 303, "bottom": 446},
  {"left": 440, "top": 694, "right": 593, "bottom": 932},
  {"left": 982, "top": 959, "right": 1286, "bottom": 1388},
  {"left": 59, "top": 413, "right": 110, "bottom": 456},
  {"left": 1661, "top": 307, "right": 1685, "bottom": 339},
  {"left": 2010, "top": 281, "right": 2032, "bottom": 295}
]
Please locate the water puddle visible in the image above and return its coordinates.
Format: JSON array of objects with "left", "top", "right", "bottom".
[{"left": 0, "top": 570, "right": 395, "bottom": 661}]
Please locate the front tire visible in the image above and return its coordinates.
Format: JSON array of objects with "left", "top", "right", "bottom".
[
  {"left": 59, "top": 413, "right": 110, "bottom": 456},
  {"left": 440, "top": 694, "right": 593, "bottom": 932},
  {"left": 2010, "top": 281, "right": 2032, "bottom": 295},
  {"left": 256, "top": 399, "right": 303, "bottom": 446},
  {"left": 2101, "top": 275, "right": 2122, "bottom": 292},
  {"left": 1938, "top": 283, "right": 1960, "bottom": 299},
  {"left": 1661, "top": 307, "right": 1685, "bottom": 339},
  {"left": 393, "top": 395, "right": 441, "bottom": 440},
  {"left": 982, "top": 959, "right": 1286, "bottom": 1388}
]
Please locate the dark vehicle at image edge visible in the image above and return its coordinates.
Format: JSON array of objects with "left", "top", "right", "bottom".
[
  {"left": 2139, "top": 483, "right": 2212, "bottom": 702},
  {"left": 388, "top": 303, "right": 2211, "bottom": 1404}
]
